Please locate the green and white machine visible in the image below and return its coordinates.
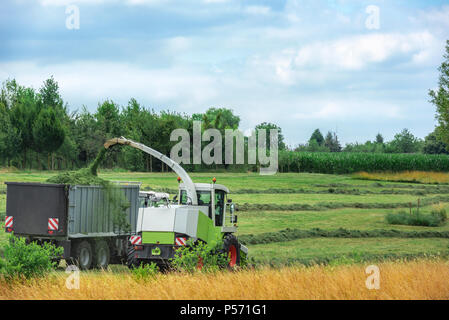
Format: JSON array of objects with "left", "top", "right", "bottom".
[{"left": 104, "top": 137, "right": 248, "bottom": 269}]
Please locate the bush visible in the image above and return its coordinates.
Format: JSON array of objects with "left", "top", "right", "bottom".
[
  {"left": 431, "top": 208, "right": 447, "bottom": 222},
  {"left": 131, "top": 262, "right": 159, "bottom": 281},
  {"left": 170, "top": 240, "right": 229, "bottom": 273},
  {"left": 386, "top": 210, "right": 446, "bottom": 227},
  {"left": 0, "top": 235, "right": 63, "bottom": 280}
]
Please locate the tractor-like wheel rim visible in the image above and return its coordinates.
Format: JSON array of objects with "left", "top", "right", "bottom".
[
  {"left": 80, "top": 247, "right": 90, "bottom": 267},
  {"left": 229, "top": 245, "right": 237, "bottom": 267},
  {"left": 197, "top": 256, "right": 204, "bottom": 270},
  {"left": 98, "top": 247, "right": 108, "bottom": 267}
]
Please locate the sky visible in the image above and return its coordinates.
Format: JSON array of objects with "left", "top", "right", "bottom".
[{"left": 1, "top": 0, "right": 449, "bottom": 147}]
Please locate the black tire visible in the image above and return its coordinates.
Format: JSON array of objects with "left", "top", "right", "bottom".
[
  {"left": 72, "top": 240, "right": 93, "bottom": 270},
  {"left": 93, "top": 240, "right": 110, "bottom": 269},
  {"left": 222, "top": 234, "right": 240, "bottom": 268},
  {"left": 127, "top": 241, "right": 139, "bottom": 269}
]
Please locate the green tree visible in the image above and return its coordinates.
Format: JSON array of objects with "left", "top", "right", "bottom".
[
  {"left": 9, "top": 86, "right": 39, "bottom": 169},
  {"left": 324, "top": 131, "right": 341, "bottom": 152},
  {"left": 195, "top": 107, "right": 240, "bottom": 132},
  {"left": 37, "top": 77, "right": 69, "bottom": 169},
  {"left": 95, "top": 100, "right": 122, "bottom": 168},
  {"left": 430, "top": 40, "right": 449, "bottom": 148},
  {"left": 423, "top": 130, "right": 448, "bottom": 154},
  {"left": 0, "top": 101, "right": 21, "bottom": 165},
  {"left": 375, "top": 133, "right": 384, "bottom": 144},
  {"left": 72, "top": 107, "right": 103, "bottom": 166},
  {"left": 255, "top": 122, "right": 286, "bottom": 150},
  {"left": 309, "top": 129, "right": 324, "bottom": 146},
  {"left": 387, "top": 128, "right": 421, "bottom": 153},
  {"left": 39, "top": 76, "right": 65, "bottom": 116},
  {"left": 32, "top": 108, "right": 66, "bottom": 169}
]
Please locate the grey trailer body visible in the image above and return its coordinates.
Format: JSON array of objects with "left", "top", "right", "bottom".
[
  {"left": 5, "top": 182, "right": 140, "bottom": 270},
  {"left": 68, "top": 185, "right": 139, "bottom": 237}
]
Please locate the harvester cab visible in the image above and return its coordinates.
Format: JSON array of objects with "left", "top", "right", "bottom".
[
  {"left": 178, "top": 182, "right": 237, "bottom": 228},
  {"left": 104, "top": 137, "right": 247, "bottom": 269}
]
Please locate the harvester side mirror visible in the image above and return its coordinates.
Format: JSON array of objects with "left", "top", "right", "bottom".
[
  {"left": 229, "top": 203, "right": 235, "bottom": 214},
  {"left": 231, "top": 215, "right": 238, "bottom": 223}
]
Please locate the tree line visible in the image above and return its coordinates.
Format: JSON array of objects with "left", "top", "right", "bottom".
[
  {"left": 0, "top": 78, "right": 283, "bottom": 171},
  {"left": 1, "top": 41, "right": 449, "bottom": 172}
]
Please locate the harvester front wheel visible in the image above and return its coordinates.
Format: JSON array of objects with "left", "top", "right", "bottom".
[{"left": 222, "top": 234, "right": 240, "bottom": 268}]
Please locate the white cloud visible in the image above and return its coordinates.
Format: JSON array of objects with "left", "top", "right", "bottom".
[
  {"left": 164, "top": 36, "right": 192, "bottom": 52},
  {"left": 256, "top": 31, "right": 441, "bottom": 85},
  {"left": 293, "top": 32, "right": 439, "bottom": 70},
  {"left": 293, "top": 101, "right": 402, "bottom": 121},
  {"left": 203, "top": 0, "right": 230, "bottom": 3},
  {"left": 38, "top": 0, "right": 111, "bottom": 6},
  {"left": 421, "top": 5, "right": 449, "bottom": 30},
  {"left": 0, "top": 61, "right": 218, "bottom": 110},
  {"left": 245, "top": 5, "right": 270, "bottom": 15}
]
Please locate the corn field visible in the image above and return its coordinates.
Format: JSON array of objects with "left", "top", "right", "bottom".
[{"left": 279, "top": 151, "right": 449, "bottom": 174}]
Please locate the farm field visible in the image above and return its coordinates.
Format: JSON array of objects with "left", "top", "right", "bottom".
[
  {"left": 1, "top": 170, "right": 449, "bottom": 300},
  {"left": 1, "top": 260, "right": 449, "bottom": 300},
  {"left": 1, "top": 170, "right": 449, "bottom": 266}
]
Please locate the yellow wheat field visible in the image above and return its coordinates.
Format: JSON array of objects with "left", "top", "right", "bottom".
[
  {"left": 354, "top": 171, "right": 449, "bottom": 184},
  {"left": 1, "top": 260, "right": 449, "bottom": 300}
]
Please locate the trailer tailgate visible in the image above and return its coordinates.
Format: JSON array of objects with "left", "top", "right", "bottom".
[{"left": 5, "top": 182, "right": 68, "bottom": 236}]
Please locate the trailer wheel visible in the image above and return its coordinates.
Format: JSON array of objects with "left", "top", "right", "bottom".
[
  {"left": 222, "top": 234, "right": 240, "bottom": 268},
  {"left": 93, "top": 240, "right": 110, "bottom": 269},
  {"left": 126, "top": 242, "right": 139, "bottom": 269},
  {"left": 72, "top": 240, "right": 93, "bottom": 270}
]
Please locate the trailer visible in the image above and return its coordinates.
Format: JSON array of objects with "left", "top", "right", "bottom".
[{"left": 4, "top": 182, "right": 140, "bottom": 270}]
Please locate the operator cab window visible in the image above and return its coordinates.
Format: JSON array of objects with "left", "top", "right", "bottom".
[
  {"left": 180, "top": 190, "right": 213, "bottom": 218},
  {"left": 214, "top": 190, "right": 225, "bottom": 226}
]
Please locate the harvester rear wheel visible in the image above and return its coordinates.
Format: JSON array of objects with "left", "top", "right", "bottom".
[{"left": 222, "top": 234, "right": 240, "bottom": 268}]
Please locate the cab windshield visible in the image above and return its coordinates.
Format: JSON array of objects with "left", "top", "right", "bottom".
[{"left": 180, "top": 190, "right": 211, "bottom": 205}]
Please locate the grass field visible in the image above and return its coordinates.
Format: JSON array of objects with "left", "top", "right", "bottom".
[
  {"left": 1, "top": 170, "right": 449, "bottom": 299},
  {"left": 1, "top": 170, "right": 449, "bottom": 264}
]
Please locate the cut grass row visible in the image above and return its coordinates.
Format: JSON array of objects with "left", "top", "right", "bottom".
[
  {"left": 235, "top": 195, "right": 449, "bottom": 211},
  {"left": 247, "top": 237, "right": 449, "bottom": 265},
  {"left": 239, "top": 228, "right": 449, "bottom": 245}
]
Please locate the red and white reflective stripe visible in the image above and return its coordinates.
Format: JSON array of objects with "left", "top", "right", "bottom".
[
  {"left": 5, "top": 216, "right": 13, "bottom": 228},
  {"left": 48, "top": 218, "right": 59, "bottom": 231},
  {"left": 130, "top": 235, "right": 142, "bottom": 245},
  {"left": 175, "top": 237, "right": 187, "bottom": 246}
]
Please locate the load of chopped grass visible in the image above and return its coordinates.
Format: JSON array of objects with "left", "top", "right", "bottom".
[{"left": 46, "top": 147, "right": 130, "bottom": 233}]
